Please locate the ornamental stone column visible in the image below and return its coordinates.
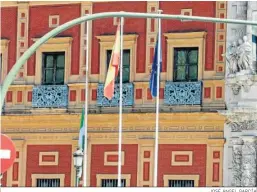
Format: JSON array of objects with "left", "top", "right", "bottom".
[
  {"left": 231, "top": 137, "right": 243, "bottom": 187},
  {"left": 241, "top": 136, "right": 257, "bottom": 187}
]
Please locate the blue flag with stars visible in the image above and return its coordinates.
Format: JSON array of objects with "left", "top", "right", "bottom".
[{"left": 149, "top": 34, "right": 162, "bottom": 97}]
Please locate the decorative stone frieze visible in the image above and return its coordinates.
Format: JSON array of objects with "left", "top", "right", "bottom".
[
  {"left": 241, "top": 136, "right": 257, "bottom": 187},
  {"left": 231, "top": 137, "right": 243, "bottom": 187}
]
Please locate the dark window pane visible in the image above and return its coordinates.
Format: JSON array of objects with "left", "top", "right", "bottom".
[
  {"left": 173, "top": 48, "right": 198, "bottom": 82},
  {"left": 168, "top": 180, "right": 194, "bottom": 187},
  {"left": 107, "top": 50, "right": 112, "bottom": 66},
  {"left": 189, "top": 65, "right": 198, "bottom": 80},
  {"left": 123, "top": 66, "right": 130, "bottom": 83},
  {"left": 175, "top": 66, "right": 186, "bottom": 81},
  {"left": 101, "top": 179, "right": 126, "bottom": 187},
  {"left": 106, "top": 49, "right": 130, "bottom": 83},
  {"left": 123, "top": 50, "right": 130, "bottom": 66},
  {"left": 176, "top": 50, "right": 187, "bottom": 65},
  {"left": 188, "top": 50, "right": 198, "bottom": 64},
  {"left": 56, "top": 54, "right": 65, "bottom": 68},
  {"left": 42, "top": 52, "right": 65, "bottom": 85},
  {"left": 45, "top": 69, "right": 54, "bottom": 84},
  {"left": 121, "top": 50, "right": 130, "bottom": 83},
  {"left": 36, "top": 179, "right": 60, "bottom": 187},
  {"left": 55, "top": 69, "right": 64, "bottom": 84},
  {"left": 45, "top": 55, "right": 54, "bottom": 68}
]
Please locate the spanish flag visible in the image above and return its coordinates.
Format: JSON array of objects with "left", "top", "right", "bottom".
[{"left": 104, "top": 23, "right": 121, "bottom": 100}]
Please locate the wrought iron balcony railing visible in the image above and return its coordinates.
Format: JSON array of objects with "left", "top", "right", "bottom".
[
  {"left": 32, "top": 85, "right": 68, "bottom": 108},
  {"left": 164, "top": 81, "right": 202, "bottom": 105},
  {"left": 97, "top": 83, "right": 134, "bottom": 107}
]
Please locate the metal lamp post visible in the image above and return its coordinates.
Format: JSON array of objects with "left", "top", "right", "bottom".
[{"left": 73, "top": 147, "right": 84, "bottom": 187}]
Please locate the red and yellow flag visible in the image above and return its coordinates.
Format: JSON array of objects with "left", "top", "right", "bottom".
[{"left": 104, "top": 23, "right": 121, "bottom": 100}]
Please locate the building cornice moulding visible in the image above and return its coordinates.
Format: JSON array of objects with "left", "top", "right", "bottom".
[
  {"left": 164, "top": 31, "right": 207, "bottom": 40},
  {"left": 2, "top": 124, "right": 224, "bottom": 134},
  {"left": 96, "top": 34, "right": 138, "bottom": 42},
  {"left": 32, "top": 37, "right": 73, "bottom": 44},
  {"left": 1, "top": 112, "right": 226, "bottom": 123}
]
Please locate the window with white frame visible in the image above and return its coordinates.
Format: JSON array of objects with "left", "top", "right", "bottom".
[
  {"left": 96, "top": 174, "right": 131, "bottom": 187},
  {"left": 164, "top": 32, "right": 206, "bottom": 81},
  {"left": 163, "top": 175, "right": 199, "bottom": 187},
  {"left": 42, "top": 52, "right": 65, "bottom": 85},
  {"left": 96, "top": 34, "right": 138, "bottom": 83},
  {"left": 173, "top": 47, "right": 199, "bottom": 82},
  {"left": 36, "top": 178, "right": 61, "bottom": 187},
  {"left": 32, "top": 37, "right": 72, "bottom": 85},
  {"left": 168, "top": 180, "right": 194, "bottom": 187},
  {"left": 101, "top": 179, "right": 126, "bottom": 187},
  {"left": 31, "top": 174, "right": 65, "bottom": 187}
]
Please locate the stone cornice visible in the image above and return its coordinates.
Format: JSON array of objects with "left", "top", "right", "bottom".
[
  {"left": 218, "top": 107, "right": 257, "bottom": 122},
  {"left": 96, "top": 34, "right": 138, "bottom": 42},
  {"left": 1, "top": 112, "right": 225, "bottom": 122},
  {"left": 2, "top": 113, "right": 225, "bottom": 133},
  {"left": 32, "top": 37, "right": 73, "bottom": 44},
  {"left": 2, "top": 125, "right": 224, "bottom": 134},
  {"left": 164, "top": 31, "right": 207, "bottom": 40},
  {"left": 1, "top": 113, "right": 225, "bottom": 129},
  {"left": 7, "top": 131, "right": 224, "bottom": 144}
]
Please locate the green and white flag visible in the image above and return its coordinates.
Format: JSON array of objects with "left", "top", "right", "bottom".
[{"left": 78, "top": 108, "right": 85, "bottom": 150}]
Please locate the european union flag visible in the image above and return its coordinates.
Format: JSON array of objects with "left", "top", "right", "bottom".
[{"left": 149, "top": 35, "right": 162, "bottom": 97}]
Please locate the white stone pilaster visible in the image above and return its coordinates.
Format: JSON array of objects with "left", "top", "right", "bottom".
[
  {"left": 241, "top": 136, "right": 257, "bottom": 187},
  {"left": 231, "top": 137, "right": 243, "bottom": 187}
]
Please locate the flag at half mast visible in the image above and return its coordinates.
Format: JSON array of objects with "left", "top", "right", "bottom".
[
  {"left": 149, "top": 34, "right": 162, "bottom": 97},
  {"left": 104, "top": 23, "right": 121, "bottom": 100}
]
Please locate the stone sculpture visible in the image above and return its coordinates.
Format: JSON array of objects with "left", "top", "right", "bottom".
[
  {"left": 223, "top": 36, "right": 253, "bottom": 76},
  {"left": 223, "top": 35, "right": 255, "bottom": 95}
]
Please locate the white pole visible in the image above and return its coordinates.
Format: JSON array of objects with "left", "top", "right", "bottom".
[
  {"left": 153, "top": 10, "right": 162, "bottom": 187},
  {"left": 117, "top": 16, "right": 124, "bottom": 187},
  {"left": 82, "top": 19, "right": 90, "bottom": 187}
]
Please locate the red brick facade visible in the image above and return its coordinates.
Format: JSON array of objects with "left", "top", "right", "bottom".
[
  {"left": 92, "top": 1, "right": 147, "bottom": 74},
  {"left": 25, "top": 145, "right": 72, "bottom": 187},
  {"left": 1, "top": 1, "right": 216, "bottom": 76},
  {"left": 90, "top": 144, "right": 138, "bottom": 186},
  {"left": 158, "top": 144, "right": 207, "bottom": 186},
  {"left": 28, "top": 4, "right": 81, "bottom": 75},
  {"left": 159, "top": 1, "right": 216, "bottom": 71},
  {"left": 0, "top": 1, "right": 225, "bottom": 187},
  {"left": 1, "top": 7, "right": 17, "bottom": 72}
]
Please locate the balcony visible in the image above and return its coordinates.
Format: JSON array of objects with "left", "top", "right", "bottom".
[
  {"left": 32, "top": 85, "right": 68, "bottom": 108},
  {"left": 97, "top": 83, "right": 134, "bottom": 107},
  {"left": 164, "top": 81, "right": 202, "bottom": 105}
]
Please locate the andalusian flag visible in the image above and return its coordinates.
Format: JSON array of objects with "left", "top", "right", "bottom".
[
  {"left": 104, "top": 23, "right": 121, "bottom": 100},
  {"left": 78, "top": 108, "right": 85, "bottom": 149}
]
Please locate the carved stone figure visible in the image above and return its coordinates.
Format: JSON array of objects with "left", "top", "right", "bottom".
[
  {"left": 237, "top": 36, "right": 252, "bottom": 72},
  {"left": 223, "top": 36, "right": 253, "bottom": 76},
  {"left": 224, "top": 41, "right": 239, "bottom": 75},
  {"left": 223, "top": 35, "right": 255, "bottom": 95}
]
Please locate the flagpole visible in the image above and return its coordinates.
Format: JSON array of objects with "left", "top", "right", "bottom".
[
  {"left": 82, "top": 19, "right": 90, "bottom": 187},
  {"left": 153, "top": 10, "right": 162, "bottom": 187},
  {"left": 117, "top": 16, "right": 124, "bottom": 187}
]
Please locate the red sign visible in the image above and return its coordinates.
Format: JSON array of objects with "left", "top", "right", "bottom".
[{"left": 0, "top": 134, "right": 16, "bottom": 174}]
